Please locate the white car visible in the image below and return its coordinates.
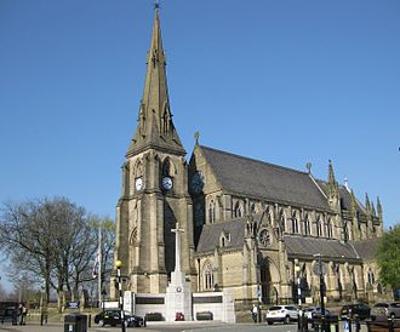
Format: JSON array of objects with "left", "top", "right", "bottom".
[{"left": 266, "top": 305, "right": 298, "bottom": 325}]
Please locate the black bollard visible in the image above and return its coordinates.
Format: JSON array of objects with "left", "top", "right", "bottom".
[
  {"left": 88, "top": 314, "right": 91, "bottom": 327},
  {"left": 298, "top": 311, "right": 303, "bottom": 332},
  {"left": 355, "top": 317, "right": 361, "bottom": 332},
  {"left": 389, "top": 317, "right": 395, "bottom": 332},
  {"left": 304, "top": 314, "right": 308, "bottom": 332}
]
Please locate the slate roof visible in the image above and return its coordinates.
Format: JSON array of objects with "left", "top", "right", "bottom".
[
  {"left": 196, "top": 219, "right": 247, "bottom": 253},
  {"left": 200, "top": 146, "right": 330, "bottom": 210},
  {"left": 284, "top": 235, "right": 360, "bottom": 260},
  {"left": 351, "top": 239, "right": 380, "bottom": 261},
  {"left": 338, "top": 186, "right": 354, "bottom": 211},
  {"left": 316, "top": 180, "right": 367, "bottom": 214}
]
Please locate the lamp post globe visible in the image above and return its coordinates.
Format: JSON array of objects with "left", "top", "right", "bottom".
[{"left": 115, "top": 260, "right": 123, "bottom": 269}]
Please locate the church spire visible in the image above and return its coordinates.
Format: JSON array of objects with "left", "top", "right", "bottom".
[
  {"left": 127, "top": 6, "right": 185, "bottom": 157},
  {"left": 328, "top": 160, "right": 336, "bottom": 184}
]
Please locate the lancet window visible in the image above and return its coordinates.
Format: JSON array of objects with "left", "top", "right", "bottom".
[
  {"left": 203, "top": 263, "right": 214, "bottom": 290},
  {"left": 234, "top": 201, "right": 242, "bottom": 218},
  {"left": 208, "top": 200, "right": 216, "bottom": 224}
]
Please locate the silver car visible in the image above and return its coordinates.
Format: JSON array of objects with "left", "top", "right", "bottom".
[{"left": 371, "top": 302, "right": 400, "bottom": 320}]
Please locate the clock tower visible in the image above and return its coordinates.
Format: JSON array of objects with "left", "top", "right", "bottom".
[{"left": 114, "top": 7, "right": 196, "bottom": 294}]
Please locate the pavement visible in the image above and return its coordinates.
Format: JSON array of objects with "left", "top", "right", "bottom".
[{"left": 0, "top": 321, "right": 369, "bottom": 332}]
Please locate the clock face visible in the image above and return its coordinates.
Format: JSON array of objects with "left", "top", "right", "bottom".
[
  {"left": 135, "top": 177, "right": 143, "bottom": 191},
  {"left": 161, "top": 176, "right": 173, "bottom": 191},
  {"left": 191, "top": 171, "right": 204, "bottom": 193},
  {"left": 259, "top": 229, "right": 271, "bottom": 247}
]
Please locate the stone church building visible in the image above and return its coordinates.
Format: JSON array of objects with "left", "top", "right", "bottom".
[{"left": 114, "top": 8, "right": 384, "bottom": 306}]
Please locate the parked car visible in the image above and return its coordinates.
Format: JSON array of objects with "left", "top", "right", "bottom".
[
  {"left": 0, "top": 302, "right": 18, "bottom": 325},
  {"left": 303, "top": 307, "right": 317, "bottom": 320},
  {"left": 94, "top": 309, "right": 145, "bottom": 327},
  {"left": 310, "top": 308, "right": 335, "bottom": 323},
  {"left": 340, "top": 303, "right": 371, "bottom": 320},
  {"left": 303, "top": 307, "right": 332, "bottom": 320},
  {"left": 196, "top": 311, "right": 213, "bottom": 320},
  {"left": 265, "top": 305, "right": 298, "bottom": 325},
  {"left": 371, "top": 303, "right": 400, "bottom": 320}
]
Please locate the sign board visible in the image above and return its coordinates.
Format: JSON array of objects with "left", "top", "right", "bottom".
[
  {"left": 123, "top": 291, "right": 135, "bottom": 314},
  {"left": 313, "top": 262, "right": 327, "bottom": 276},
  {"left": 65, "top": 301, "right": 80, "bottom": 309},
  {"left": 103, "top": 301, "right": 119, "bottom": 309}
]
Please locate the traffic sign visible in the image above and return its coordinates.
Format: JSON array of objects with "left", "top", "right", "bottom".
[{"left": 313, "top": 262, "right": 327, "bottom": 276}]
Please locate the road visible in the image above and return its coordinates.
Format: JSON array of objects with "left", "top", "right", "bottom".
[
  {"left": 0, "top": 321, "right": 368, "bottom": 332},
  {"left": 0, "top": 321, "right": 293, "bottom": 332}
]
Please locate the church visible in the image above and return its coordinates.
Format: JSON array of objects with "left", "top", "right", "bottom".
[{"left": 113, "top": 7, "right": 385, "bottom": 309}]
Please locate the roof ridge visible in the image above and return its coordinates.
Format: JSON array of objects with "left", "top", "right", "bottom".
[
  {"left": 200, "top": 145, "right": 309, "bottom": 176},
  {"left": 284, "top": 234, "right": 341, "bottom": 242},
  {"left": 202, "top": 218, "right": 247, "bottom": 229}
]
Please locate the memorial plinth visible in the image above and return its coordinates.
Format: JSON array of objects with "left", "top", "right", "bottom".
[{"left": 165, "top": 223, "right": 193, "bottom": 321}]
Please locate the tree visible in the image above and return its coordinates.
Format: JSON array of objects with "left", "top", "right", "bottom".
[
  {"left": 0, "top": 197, "right": 114, "bottom": 310},
  {"left": 0, "top": 199, "right": 57, "bottom": 303},
  {"left": 0, "top": 281, "right": 8, "bottom": 301},
  {"left": 377, "top": 224, "right": 400, "bottom": 294},
  {"left": 7, "top": 272, "right": 40, "bottom": 303}
]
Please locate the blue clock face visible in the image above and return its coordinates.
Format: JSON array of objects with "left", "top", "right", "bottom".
[{"left": 162, "top": 176, "right": 173, "bottom": 191}]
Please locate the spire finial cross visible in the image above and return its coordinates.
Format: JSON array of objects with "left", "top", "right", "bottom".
[
  {"left": 306, "top": 162, "right": 312, "bottom": 174},
  {"left": 154, "top": 0, "right": 160, "bottom": 10},
  {"left": 171, "top": 222, "right": 184, "bottom": 273},
  {"left": 194, "top": 131, "right": 200, "bottom": 145}
]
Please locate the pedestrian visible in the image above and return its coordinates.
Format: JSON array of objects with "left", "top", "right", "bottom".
[
  {"left": 21, "top": 304, "right": 28, "bottom": 325},
  {"left": 251, "top": 304, "right": 258, "bottom": 323},
  {"left": 17, "top": 303, "right": 23, "bottom": 325}
]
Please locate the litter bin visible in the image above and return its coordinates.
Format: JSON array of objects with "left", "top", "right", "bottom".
[{"left": 64, "top": 313, "right": 87, "bottom": 332}]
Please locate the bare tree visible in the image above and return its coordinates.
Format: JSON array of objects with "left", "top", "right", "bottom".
[
  {"left": 0, "top": 199, "right": 57, "bottom": 302},
  {"left": 0, "top": 280, "right": 8, "bottom": 301},
  {"left": 0, "top": 197, "right": 114, "bottom": 311},
  {"left": 97, "top": 218, "right": 115, "bottom": 299}
]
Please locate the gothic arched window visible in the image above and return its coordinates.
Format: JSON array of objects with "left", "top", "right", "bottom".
[
  {"left": 203, "top": 263, "right": 214, "bottom": 290},
  {"left": 327, "top": 218, "right": 333, "bottom": 238},
  {"left": 208, "top": 200, "right": 216, "bottom": 224},
  {"left": 162, "top": 158, "right": 172, "bottom": 177},
  {"left": 234, "top": 201, "right": 242, "bottom": 218},
  {"left": 280, "top": 212, "right": 286, "bottom": 232},
  {"left": 304, "top": 215, "right": 311, "bottom": 236},
  {"left": 316, "top": 217, "right": 323, "bottom": 237},
  {"left": 292, "top": 212, "right": 299, "bottom": 234},
  {"left": 367, "top": 269, "right": 375, "bottom": 285},
  {"left": 251, "top": 203, "right": 256, "bottom": 215},
  {"left": 135, "top": 160, "right": 144, "bottom": 177}
]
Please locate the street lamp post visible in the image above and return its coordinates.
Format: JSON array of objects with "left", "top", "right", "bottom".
[
  {"left": 313, "top": 253, "right": 326, "bottom": 332},
  {"left": 295, "top": 263, "right": 303, "bottom": 332},
  {"left": 115, "top": 259, "right": 126, "bottom": 332},
  {"left": 317, "top": 255, "right": 325, "bottom": 317}
]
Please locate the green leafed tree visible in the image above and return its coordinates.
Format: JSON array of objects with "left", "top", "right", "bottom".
[{"left": 377, "top": 224, "right": 400, "bottom": 294}]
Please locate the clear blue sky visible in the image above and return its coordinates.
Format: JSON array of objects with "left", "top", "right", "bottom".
[{"left": 0, "top": 0, "right": 399, "bottom": 287}]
